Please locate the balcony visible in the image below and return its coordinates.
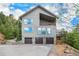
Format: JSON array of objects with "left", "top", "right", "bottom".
[{"left": 40, "top": 13, "right": 56, "bottom": 26}]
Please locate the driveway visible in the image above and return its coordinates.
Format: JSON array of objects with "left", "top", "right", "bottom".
[{"left": 0, "top": 44, "right": 53, "bottom": 56}]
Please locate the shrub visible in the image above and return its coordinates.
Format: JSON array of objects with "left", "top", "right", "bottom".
[
  {"left": 0, "top": 12, "right": 22, "bottom": 41},
  {"left": 61, "top": 28, "right": 79, "bottom": 50}
]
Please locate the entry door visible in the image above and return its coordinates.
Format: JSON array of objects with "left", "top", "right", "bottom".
[
  {"left": 25, "top": 37, "right": 32, "bottom": 44},
  {"left": 35, "top": 37, "right": 43, "bottom": 44},
  {"left": 46, "top": 37, "right": 54, "bottom": 44}
]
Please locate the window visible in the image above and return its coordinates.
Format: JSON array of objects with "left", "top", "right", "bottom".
[
  {"left": 47, "top": 28, "right": 51, "bottom": 35},
  {"left": 23, "top": 19, "right": 33, "bottom": 24},
  {"left": 41, "top": 28, "right": 47, "bottom": 35},
  {"left": 37, "top": 27, "right": 51, "bottom": 35},
  {"left": 37, "top": 28, "right": 41, "bottom": 35},
  {"left": 24, "top": 27, "right": 32, "bottom": 32}
]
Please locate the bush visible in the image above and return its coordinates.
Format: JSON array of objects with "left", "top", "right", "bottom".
[
  {"left": 61, "top": 28, "right": 79, "bottom": 50},
  {"left": 0, "top": 12, "right": 22, "bottom": 41}
]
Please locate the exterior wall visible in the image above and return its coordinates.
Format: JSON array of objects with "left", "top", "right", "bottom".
[{"left": 21, "top": 8, "right": 56, "bottom": 44}]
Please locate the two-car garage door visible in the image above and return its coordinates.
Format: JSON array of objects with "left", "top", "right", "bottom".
[{"left": 24, "top": 37, "right": 54, "bottom": 44}]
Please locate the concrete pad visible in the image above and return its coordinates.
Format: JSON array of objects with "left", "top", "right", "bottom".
[{"left": 0, "top": 44, "right": 53, "bottom": 56}]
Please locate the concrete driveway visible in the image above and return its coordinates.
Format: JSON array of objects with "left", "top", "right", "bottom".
[{"left": 0, "top": 44, "right": 53, "bottom": 56}]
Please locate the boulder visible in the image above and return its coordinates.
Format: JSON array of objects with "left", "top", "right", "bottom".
[{"left": 0, "top": 33, "right": 6, "bottom": 44}]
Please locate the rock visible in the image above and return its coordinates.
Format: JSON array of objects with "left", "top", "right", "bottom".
[
  {"left": 64, "top": 46, "right": 71, "bottom": 53},
  {"left": 0, "top": 33, "right": 6, "bottom": 44},
  {"left": 64, "top": 49, "right": 70, "bottom": 53}
]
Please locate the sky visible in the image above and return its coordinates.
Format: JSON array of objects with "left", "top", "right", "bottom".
[{"left": 0, "top": 3, "right": 79, "bottom": 31}]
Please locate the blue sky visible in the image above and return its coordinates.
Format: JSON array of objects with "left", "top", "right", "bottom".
[
  {"left": 9, "top": 3, "right": 66, "bottom": 12},
  {"left": 9, "top": 3, "right": 36, "bottom": 11},
  {"left": 71, "top": 16, "right": 79, "bottom": 26},
  {"left": 8, "top": 3, "right": 79, "bottom": 27},
  {"left": 0, "top": 3, "right": 79, "bottom": 31}
]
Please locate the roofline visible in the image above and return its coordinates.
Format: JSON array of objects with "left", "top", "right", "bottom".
[{"left": 19, "top": 5, "right": 59, "bottom": 19}]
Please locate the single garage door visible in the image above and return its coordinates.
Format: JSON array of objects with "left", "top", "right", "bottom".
[
  {"left": 46, "top": 37, "right": 54, "bottom": 44},
  {"left": 25, "top": 37, "right": 32, "bottom": 44},
  {"left": 35, "top": 37, "right": 43, "bottom": 44}
]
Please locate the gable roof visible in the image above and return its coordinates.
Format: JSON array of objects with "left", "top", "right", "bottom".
[{"left": 19, "top": 5, "right": 58, "bottom": 19}]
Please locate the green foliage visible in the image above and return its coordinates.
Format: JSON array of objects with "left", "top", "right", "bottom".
[
  {"left": 0, "top": 12, "right": 21, "bottom": 41},
  {"left": 16, "top": 20, "right": 22, "bottom": 41},
  {"left": 61, "top": 25, "right": 79, "bottom": 50},
  {"left": 74, "top": 4, "right": 79, "bottom": 16}
]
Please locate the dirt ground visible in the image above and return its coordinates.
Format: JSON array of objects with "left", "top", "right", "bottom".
[
  {"left": 48, "top": 44, "right": 79, "bottom": 56},
  {"left": 48, "top": 39, "right": 79, "bottom": 56}
]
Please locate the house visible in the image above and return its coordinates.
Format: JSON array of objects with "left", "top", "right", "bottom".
[{"left": 20, "top": 5, "right": 58, "bottom": 44}]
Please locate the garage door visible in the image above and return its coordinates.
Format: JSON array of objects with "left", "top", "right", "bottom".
[
  {"left": 35, "top": 37, "right": 43, "bottom": 44},
  {"left": 25, "top": 37, "right": 32, "bottom": 44},
  {"left": 46, "top": 37, "right": 54, "bottom": 44}
]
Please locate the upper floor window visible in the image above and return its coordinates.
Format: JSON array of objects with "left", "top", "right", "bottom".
[
  {"left": 23, "top": 19, "right": 33, "bottom": 24},
  {"left": 24, "top": 27, "right": 32, "bottom": 32}
]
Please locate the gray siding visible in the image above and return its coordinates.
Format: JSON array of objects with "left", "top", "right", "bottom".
[{"left": 21, "top": 8, "right": 56, "bottom": 44}]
